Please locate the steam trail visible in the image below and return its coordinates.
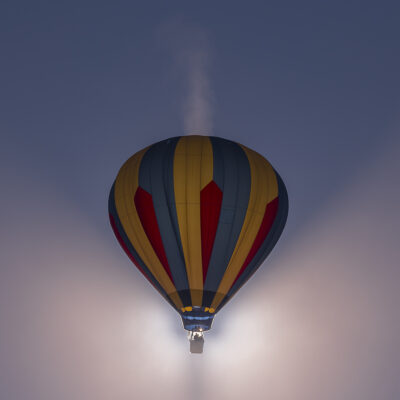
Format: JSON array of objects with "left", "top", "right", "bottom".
[
  {"left": 159, "top": 19, "right": 214, "bottom": 135},
  {"left": 182, "top": 45, "right": 213, "bottom": 135}
]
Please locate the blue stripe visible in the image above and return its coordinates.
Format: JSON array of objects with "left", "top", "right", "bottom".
[
  {"left": 217, "top": 171, "right": 289, "bottom": 310},
  {"left": 202, "top": 137, "right": 251, "bottom": 305},
  {"left": 138, "top": 137, "right": 191, "bottom": 306}
]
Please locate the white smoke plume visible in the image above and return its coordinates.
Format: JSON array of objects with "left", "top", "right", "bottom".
[{"left": 158, "top": 19, "right": 214, "bottom": 135}]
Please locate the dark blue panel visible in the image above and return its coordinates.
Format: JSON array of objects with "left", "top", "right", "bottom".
[
  {"left": 138, "top": 137, "right": 191, "bottom": 306},
  {"left": 203, "top": 137, "right": 251, "bottom": 297},
  {"left": 217, "top": 171, "right": 289, "bottom": 310},
  {"left": 211, "top": 137, "right": 224, "bottom": 190}
]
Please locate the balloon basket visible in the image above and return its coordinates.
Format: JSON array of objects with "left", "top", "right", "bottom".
[{"left": 188, "top": 331, "right": 204, "bottom": 354}]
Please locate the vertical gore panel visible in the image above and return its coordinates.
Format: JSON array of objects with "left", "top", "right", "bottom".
[
  {"left": 232, "top": 196, "right": 279, "bottom": 286},
  {"left": 134, "top": 187, "right": 175, "bottom": 284},
  {"left": 138, "top": 137, "right": 190, "bottom": 306},
  {"left": 114, "top": 147, "right": 183, "bottom": 309},
  {"left": 200, "top": 181, "right": 223, "bottom": 283},
  {"left": 211, "top": 145, "right": 278, "bottom": 309},
  {"left": 202, "top": 138, "right": 251, "bottom": 306},
  {"left": 173, "top": 136, "right": 213, "bottom": 306},
  {"left": 218, "top": 172, "right": 289, "bottom": 310},
  {"left": 108, "top": 184, "right": 177, "bottom": 310}
]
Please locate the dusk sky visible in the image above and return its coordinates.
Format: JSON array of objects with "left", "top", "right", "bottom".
[{"left": 1, "top": 1, "right": 400, "bottom": 399}]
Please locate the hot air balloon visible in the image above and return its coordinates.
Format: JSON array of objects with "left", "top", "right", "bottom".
[{"left": 108, "top": 136, "right": 288, "bottom": 353}]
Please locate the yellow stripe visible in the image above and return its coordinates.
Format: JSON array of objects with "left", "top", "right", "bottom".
[
  {"left": 114, "top": 148, "right": 183, "bottom": 309},
  {"left": 174, "top": 136, "right": 213, "bottom": 306},
  {"left": 211, "top": 145, "right": 278, "bottom": 309}
]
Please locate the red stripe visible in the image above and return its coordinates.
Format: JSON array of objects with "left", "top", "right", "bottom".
[
  {"left": 134, "top": 187, "right": 175, "bottom": 284},
  {"left": 109, "top": 213, "right": 157, "bottom": 289},
  {"left": 201, "top": 181, "right": 223, "bottom": 283},
  {"left": 231, "top": 196, "right": 279, "bottom": 286}
]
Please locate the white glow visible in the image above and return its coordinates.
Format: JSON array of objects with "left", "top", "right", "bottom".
[{"left": 2, "top": 138, "right": 400, "bottom": 399}]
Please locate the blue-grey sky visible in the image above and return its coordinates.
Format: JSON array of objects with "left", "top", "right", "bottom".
[{"left": 1, "top": 1, "right": 400, "bottom": 399}]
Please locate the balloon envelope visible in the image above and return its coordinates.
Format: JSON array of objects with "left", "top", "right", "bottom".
[{"left": 109, "top": 136, "right": 288, "bottom": 332}]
